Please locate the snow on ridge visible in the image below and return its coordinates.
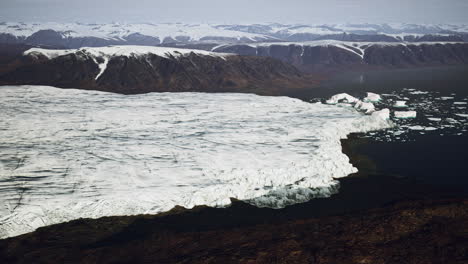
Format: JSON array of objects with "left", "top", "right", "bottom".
[
  {"left": 252, "top": 40, "right": 464, "bottom": 48},
  {"left": 0, "top": 22, "right": 273, "bottom": 41},
  {"left": 24, "top": 46, "right": 233, "bottom": 80},
  {"left": 24, "top": 45, "right": 233, "bottom": 60},
  {"left": 2, "top": 22, "right": 467, "bottom": 43}
]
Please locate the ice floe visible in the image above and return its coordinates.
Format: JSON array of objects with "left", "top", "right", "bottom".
[
  {"left": 394, "top": 111, "right": 417, "bottom": 119},
  {"left": 394, "top": 101, "right": 408, "bottom": 108}
]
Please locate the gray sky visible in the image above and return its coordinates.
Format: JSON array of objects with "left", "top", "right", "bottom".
[{"left": 1, "top": 0, "right": 468, "bottom": 24}]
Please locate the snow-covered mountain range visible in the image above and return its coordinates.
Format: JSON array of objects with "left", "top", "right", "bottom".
[{"left": 1, "top": 22, "right": 467, "bottom": 48}]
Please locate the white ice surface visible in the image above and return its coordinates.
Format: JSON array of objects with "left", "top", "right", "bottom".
[
  {"left": 0, "top": 86, "right": 392, "bottom": 239},
  {"left": 394, "top": 111, "right": 417, "bottom": 119},
  {"left": 327, "top": 93, "right": 377, "bottom": 114},
  {"left": 326, "top": 93, "right": 360, "bottom": 104},
  {"left": 406, "top": 125, "right": 437, "bottom": 131},
  {"left": 371, "top": 109, "right": 390, "bottom": 120},
  {"left": 354, "top": 101, "right": 375, "bottom": 114},
  {"left": 394, "top": 101, "right": 408, "bottom": 108},
  {"left": 364, "top": 92, "right": 381, "bottom": 102}
]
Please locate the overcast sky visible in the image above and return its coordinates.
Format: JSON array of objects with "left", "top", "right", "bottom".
[{"left": 1, "top": 0, "right": 468, "bottom": 24}]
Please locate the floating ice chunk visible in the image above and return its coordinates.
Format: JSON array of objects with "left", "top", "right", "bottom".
[
  {"left": 427, "top": 117, "right": 441, "bottom": 122},
  {"left": 326, "top": 93, "right": 359, "bottom": 104},
  {"left": 364, "top": 92, "right": 381, "bottom": 102},
  {"left": 455, "top": 113, "right": 468, "bottom": 118},
  {"left": 354, "top": 101, "right": 375, "bottom": 114},
  {"left": 407, "top": 125, "right": 424, "bottom": 130},
  {"left": 409, "top": 90, "right": 429, "bottom": 95},
  {"left": 440, "top": 97, "right": 454, "bottom": 100},
  {"left": 454, "top": 102, "right": 467, "bottom": 105},
  {"left": 394, "top": 101, "right": 407, "bottom": 108},
  {"left": 394, "top": 111, "right": 417, "bottom": 119},
  {"left": 407, "top": 126, "right": 437, "bottom": 131},
  {"left": 371, "top": 108, "right": 390, "bottom": 120}
]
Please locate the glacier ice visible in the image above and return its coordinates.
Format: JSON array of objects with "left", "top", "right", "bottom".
[{"left": 0, "top": 86, "right": 392, "bottom": 238}]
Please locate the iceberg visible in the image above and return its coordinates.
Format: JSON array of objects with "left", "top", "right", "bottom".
[
  {"left": 394, "top": 100, "right": 407, "bottom": 108},
  {"left": 364, "top": 92, "right": 381, "bottom": 102},
  {"left": 326, "top": 93, "right": 359, "bottom": 105}
]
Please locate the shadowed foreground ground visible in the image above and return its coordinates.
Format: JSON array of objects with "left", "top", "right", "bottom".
[
  {"left": 1, "top": 136, "right": 468, "bottom": 263},
  {"left": 0, "top": 198, "right": 467, "bottom": 264}
]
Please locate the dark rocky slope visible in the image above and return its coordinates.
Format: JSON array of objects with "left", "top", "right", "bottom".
[
  {"left": 0, "top": 47, "right": 317, "bottom": 95},
  {"left": 213, "top": 42, "right": 468, "bottom": 72},
  {"left": 2, "top": 42, "right": 467, "bottom": 95}
]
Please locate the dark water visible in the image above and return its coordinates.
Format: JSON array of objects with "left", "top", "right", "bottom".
[
  {"left": 286, "top": 66, "right": 468, "bottom": 99},
  {"left": 290, "top": 66, "right": 468, "bottom": 200}
]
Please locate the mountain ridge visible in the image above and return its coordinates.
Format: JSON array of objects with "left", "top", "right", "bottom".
[{"left": 1, "top": 22, "right": 468, "bottom": 49}]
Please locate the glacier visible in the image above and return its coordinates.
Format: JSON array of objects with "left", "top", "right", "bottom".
[{"left": 0, "top": 86, "right": 392, "bottom": 238}]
